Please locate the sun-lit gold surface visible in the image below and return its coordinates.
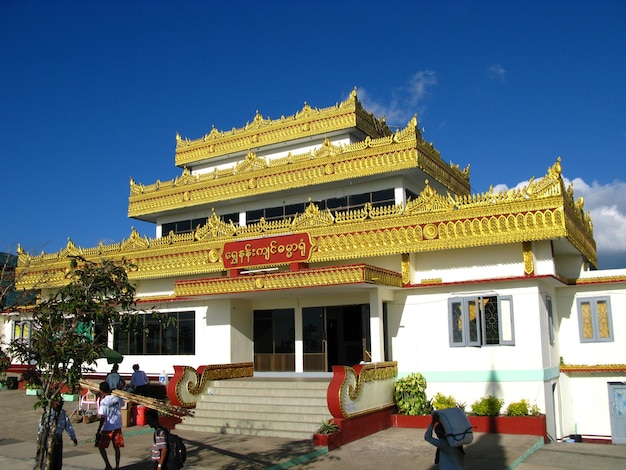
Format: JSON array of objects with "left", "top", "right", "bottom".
[
  {"left": 173, "top": 88, "right": 391, "bottom": 166},
  {"left": 16, "top": 159, "right": 597, "bottom": 291},
  {"left": 129, "top": 112, "right": 470, "bottom": 219},
  {"left": 173, "top": 264, "right": 403, "bottom": 297}
]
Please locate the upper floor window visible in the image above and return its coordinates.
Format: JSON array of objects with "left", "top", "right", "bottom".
[
  {"left": 448, "top": 295, "right": 514, "bottom": 347},
  {"left": 577, "top": 297, "right": 613, "bottom": 343}
]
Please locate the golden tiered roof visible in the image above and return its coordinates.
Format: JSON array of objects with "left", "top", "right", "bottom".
[
  {"left": 17, "top": 158, "right": 597, "bottom": 293},
  {"left": 128, "top": 92, "right": 470, "bottom": 220},
  {"left": 173, "top": 88, "right": 392, "bottom": 166}
]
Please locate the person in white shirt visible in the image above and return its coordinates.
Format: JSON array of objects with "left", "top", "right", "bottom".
[{"left": 96, "top": 382, "right": 124, "bottom": 470}]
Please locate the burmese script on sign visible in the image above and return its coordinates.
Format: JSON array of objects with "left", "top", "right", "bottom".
[{"left": 223, "top": 233, "right": 313, "bottom": 269}]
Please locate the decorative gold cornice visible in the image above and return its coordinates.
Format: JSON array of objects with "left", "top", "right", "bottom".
[
  {"left": 173, "top": 264, "right": 402, "bottom": 297},
  {"left": 561, "top": 364, "right": 626, "bottom": 374},
  {"left": 16, "top": 160, "right": 597, "bottom": 290},
  {"left": 576, "top": 275, "right": 626, "bottom": 284},
  {"left": 173, "top": 88, "right": 392, "bottom": 166},
  {"left": 129, "top": 116, "right": 470, "bottom": 219}
]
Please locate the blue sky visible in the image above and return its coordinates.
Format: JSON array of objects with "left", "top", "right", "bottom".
[{"left": 1, "top": 1, "right": 625, "bottom": 269}]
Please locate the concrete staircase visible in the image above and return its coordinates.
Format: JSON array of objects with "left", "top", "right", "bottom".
[{"left": 175, "top": 377, "right": 332, "bottom": 439}]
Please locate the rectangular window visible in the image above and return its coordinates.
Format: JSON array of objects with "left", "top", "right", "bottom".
[
  {"left": 577, "top": 297, "right": 613, "bottom": 342},
  {"left": 13, "top": 319, "right": 33, "bottom": 347},
  {"left": 449, "top": 295, "right": 514, "bottom": 347},
  {"left": 113, "top": 311, "right": 195, "bottom": 355}
]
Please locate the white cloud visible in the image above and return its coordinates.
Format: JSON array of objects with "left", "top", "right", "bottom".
[
  {"left": 488, "top": 64, "right": 506, "bottom": 81},
  {"left": 359, "top": 70, "right": 437, "bottom": 128},
  {"left": 492, "top": 177, "right": 626, "bottom": 269}
]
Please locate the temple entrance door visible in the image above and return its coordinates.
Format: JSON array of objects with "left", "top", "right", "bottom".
[
  {"left": 302, "top": 305, "right": 370, "bottom": 372},
  {"left": 253, "top": 309, "right": 295, "bottom": 372}
]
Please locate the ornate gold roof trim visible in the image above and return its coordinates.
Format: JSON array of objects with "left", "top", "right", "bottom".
[
  {"left": 129, "top": 117, "right": 470, "bottom": 218},
  {"left": 173, "top": 264, "right": 402, "bottom": 297},
  {"left": 16, "top": 160, "right": 596, "bottom": 289},
  {"left": 561, "top": 364, "right": 626, "bottom": 374},
  {"left": 174, "top": 88, "right": 392, "bottom": 166},
  {"left": 576, "top": 275, "right": 626, "bottom": 284}
]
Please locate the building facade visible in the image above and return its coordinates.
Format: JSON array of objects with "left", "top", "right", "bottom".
[{"left": 9, "top": 89, "right": 626, "bottom": 443}]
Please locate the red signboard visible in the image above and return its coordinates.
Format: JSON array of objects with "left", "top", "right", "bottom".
[{"left": 223, "top": 233, "right": 313, "bottom": 269}]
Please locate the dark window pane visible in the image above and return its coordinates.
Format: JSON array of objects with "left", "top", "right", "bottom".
[
  {"left": 176, "top": 220, "right": 191, "bottom": 233},
  {"left": 274, "top": 309, "right": 295, "bottom": 353},
  {"left": 254, "top": 311, "right": 273, "bottom": 353},
  {"left": 451, "top": 302, "right": 463, "bottom": 344},
  {"left": 303, "top": 307, "right": 324, "bottom": 353},
  {"left": 222, "top": 213, "right": 239, "bottom": 225},
  {"left": 285, "top": 203, "right": 305, "bottom": 217},
  {"left": 349, "top": 193, "right": 370, "bottom": 206},
  {"left": 483, "top": 296, "right": 499, "bottom": 344},
  {"left": 192, "top": 218, "right": 207, "bottom": 229},
  {"left": 247, "top": 209, "right": 263, "bottom": 224},
  {"left": 326, "top": 197, "right": 347, "bottom": 210},
  {"left": 162, "top": 223, "right": 175, "bottom": 235},
  {"left": 372, "top": 189, "right": 394, "bottom": 203},
  {"left": 265, "top": 206, "right": 283, "bottom": 219}
]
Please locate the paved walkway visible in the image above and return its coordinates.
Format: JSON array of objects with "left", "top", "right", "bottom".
[{"left": 1, "top": 389, "right": 624, "bottom": 469}]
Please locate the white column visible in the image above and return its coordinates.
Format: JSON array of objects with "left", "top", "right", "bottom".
[
  {"left": 394, "top": 186, "right": 405, "bottom": 206},
  {"left": 369, "top": 289, "right": 385, "bottom": 362},
  {"left": 294, "top": 305, "right": 303, "bottom": 372}
]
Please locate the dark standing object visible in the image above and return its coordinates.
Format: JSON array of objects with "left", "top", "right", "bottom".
[{"left": 156, "top": 426, "right": 187, "bottom": 469}]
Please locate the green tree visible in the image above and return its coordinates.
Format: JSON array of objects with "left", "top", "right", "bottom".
[{"left": 8, "top": 257, "right": 143, "bottom": 470}]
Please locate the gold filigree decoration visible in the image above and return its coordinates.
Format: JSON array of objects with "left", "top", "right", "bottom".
[
  {"left": 16, "top": 160, "right": 597, "bottom": 289},
  {"left": 130, "top": 118, "right": 471, "bottom": 218},
  {"left": 173, "top": 265, "right": 402, "bottom": 297},
  {"left": 194, "top": 209, "right": 237, "bottom": 240},
  {"left": 291, "top": 200, "right": 335, "bottom": 229},
  {"left": 120, "top": 227, "right": 150, "bottom": 252},
  {"left": 174, "top": 167, "right": 199, "bottom": 186},
  {"left": 173, "top": 363, "right": 254, "bottom": 408},
  {"left": 405, "top": 180, "right": 455, "bottom": 214},
  {"left": 523, "top": 241, "right": 534, "bottom": 275},
  {"left": 174, "top": 88, "right": 392, "bottom": 166},
  {"left": 234, "top": 150, "right": 268, "bottom": 174},
  {"left": 401, "top": 253, "right": 410, "bottom": 285}
]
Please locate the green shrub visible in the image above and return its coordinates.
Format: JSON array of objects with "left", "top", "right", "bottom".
[
  {"left": 394, "top": 372, "right": 433, "bottom": 416},
  {"left": 471, "top": 395, "right": 504, "bottom": 416},
  {"left": 432, "top": 392, "right": 457, "bottom": 410},
  {"left": 316, "top": 420, "right": 339, "bottom": 434},
  {"left": 506, "top": 399, "right": 542, "bottom": 416},
  {"left": 506, "top": 399, "right": 529, "bottom": 416}
]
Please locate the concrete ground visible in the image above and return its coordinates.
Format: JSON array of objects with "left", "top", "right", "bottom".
[{"left": 1, "top": 388, "right": 624, "bottom": 469}]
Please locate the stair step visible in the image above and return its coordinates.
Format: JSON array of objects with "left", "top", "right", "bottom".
[{"left": 179, "top": 378, "right": 332, "bottom": 439}]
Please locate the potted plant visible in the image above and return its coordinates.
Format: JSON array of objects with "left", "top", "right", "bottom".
[
  {"left": 313, "top": 420, "right": 343, "bottom": 450},
  {"left": 468, "top": 396, "right": 546, "bottom": 439},
  {"left": 391, "top": 372, "right": 433, "bottom": 428},
  {"left": 21, "top": 367, "right": 43, "bottom": 395},
  {"left": 61, "top": 384, "right": 81, "bottom": 402}
]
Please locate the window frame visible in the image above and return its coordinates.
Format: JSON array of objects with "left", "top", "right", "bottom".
[
  {"left": 113, "top": 311, "right": 196, "bottom": 355},
  {"left": 577, "top": 296, "right": 613, "bottom": 343},
  {"left": 448, "top": 295, "right": 515, "bottom": 347}
]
